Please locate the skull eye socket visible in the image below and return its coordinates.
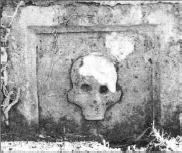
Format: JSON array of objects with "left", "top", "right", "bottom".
[
  {"left": 99, "top": 85, "right": 108, "bottom": 94},
  {"left": 81, "top": 84, "right": 92, "bottom": 92}
]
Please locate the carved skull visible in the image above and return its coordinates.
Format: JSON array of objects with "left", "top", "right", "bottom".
[{"left": 68, "top": 53, "right": 122, "bottom": 120}]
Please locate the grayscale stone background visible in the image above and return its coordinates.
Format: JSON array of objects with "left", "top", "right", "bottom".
[{"left": 0, "top": 1, "right": 180, "bottom": 142}]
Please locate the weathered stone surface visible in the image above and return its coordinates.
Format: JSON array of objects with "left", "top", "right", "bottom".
[{"left": 2, "top": 1, "right": 180, "bottom": 140}]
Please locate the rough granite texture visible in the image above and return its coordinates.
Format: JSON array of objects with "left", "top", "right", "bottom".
[{"left": 1, "top": 1, "right": 180, "bottom": 141}]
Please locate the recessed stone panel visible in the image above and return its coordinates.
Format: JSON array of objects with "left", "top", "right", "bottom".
[{"left": 35, "top": 26, "right": 158, "bottom": 138}]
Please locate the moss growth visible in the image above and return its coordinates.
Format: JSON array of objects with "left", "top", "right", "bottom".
[
  {"left": 1, "top": 106, "right": 38, "bottom": 141},
  {"left": 161, "top": 113, "right": 180, "bottom": 137},
  {"left": 39, "top": 116, "right": 80, "bottom": 136},
  {"left": 103, "top": 121, "right": 141, "bottom": 144}
]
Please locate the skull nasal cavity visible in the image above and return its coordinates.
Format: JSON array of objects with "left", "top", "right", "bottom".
[
  {"left": 81, "top": 84, "right": 92, "bottom": 92},
  {"left": 99, "top": 85, "right": 108, "bottom": 94}
]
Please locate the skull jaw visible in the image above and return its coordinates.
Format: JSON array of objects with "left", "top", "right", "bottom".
[
  {"left": 68, "top": 89, "right": 122, "bottom": 121},
  {"left": 82, "top": 106, "right": 106, "bottom": 120}
]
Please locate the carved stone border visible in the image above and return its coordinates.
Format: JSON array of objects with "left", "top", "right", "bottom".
[
  {"left": 27, "top": 24, "right": 160, "bottom": 125},
  {"left": 28, "top": 24, "right": 157, "bottom": 34}
]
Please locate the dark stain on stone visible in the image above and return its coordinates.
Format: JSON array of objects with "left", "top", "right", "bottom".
[
  {"left": 106, "top": 115, "right": 112, "bottom": 121},
  {"left": 1, "top": 106, "right": 38, "bottom": 141},
  {"left": 40, "top": 116, "right": 80, "bottom": 136},
  {"left": 74, "top": 106, "right": 81, "bottom": 112},
  {"left": 148, "top": 58, "right": 152, "bottom": 64},
  {"left": 79, "top": 59, "right": 84, "bottom": 68},
  {"left": 134, "top": 75, "right": 138, "bottom": 78}
]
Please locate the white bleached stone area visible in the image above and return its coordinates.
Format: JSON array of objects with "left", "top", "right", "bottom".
[
  {"left": 1, "top": 141, "right": 121, "bottom": 151},
  {"left": 146, "top": 9, "right": 178, "bottom": 49},
  {"left": 105, "top": 32, "right": 135, "bottom": 61},
  {"left": 79, "top": 53, "right": 117, "bottom": 93}
]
